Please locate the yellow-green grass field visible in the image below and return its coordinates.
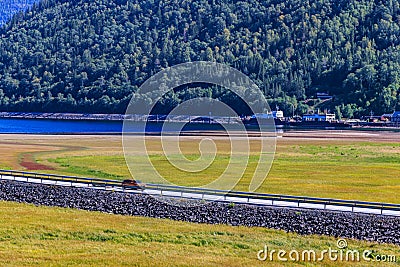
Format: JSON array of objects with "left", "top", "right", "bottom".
[
  {"left": 0, "top": 131, "right": 397, "bottom": 203},
  {"left": 0, "top": 131, "right": 399, "bottom": 266},
  {"left": 0, "top": 201, "right": 399, "bottom": 266}
]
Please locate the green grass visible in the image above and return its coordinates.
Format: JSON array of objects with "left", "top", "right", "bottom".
[
  {"left": 48, "top": 157, "right": 125, "bottom": 180},
  {"left": 0, "top": 201, "right": 398, "bottom": 266},
  {"left": 3, "top": 136, "right": 400, "bottom": 266},
  {"left": 41, "top": 141, "right": 400, "bottom": 203}
]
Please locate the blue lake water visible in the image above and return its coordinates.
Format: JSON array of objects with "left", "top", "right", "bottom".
[
  {"left": 0, "top": 118, "right": 255, "bottom": 134},
  {"left": 0, "top": 118, "right": 123, "bottom": 134},
  {"left": 2, "top": 118, "right": 379, "bottom": 134},
  {"left": 0, "top": 118, "right": 225, "bottom": 134}
]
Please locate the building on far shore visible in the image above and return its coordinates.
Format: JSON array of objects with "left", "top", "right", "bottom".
[
  {"left": 302, "top": 113, "right": 336, "bottom": 122},
  {"left": 272, "top": 110, "right": 284, "bottom": 119},
  {"left": 316, "top": 93, "right": 333, "bottom": 100},
  {"left": 251, "top": 111, "right": 284, "bottom": 120},
  {"left": 392, "top": 111, "right": 400, "bottom": 123}
]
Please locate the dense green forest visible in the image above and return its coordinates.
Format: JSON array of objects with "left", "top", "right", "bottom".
[
  {"left": 0, "top": 0, "right": 36, "bottom": 26},
  {"left": 0, "top": 0, "right": 400, "bottom": 117}
]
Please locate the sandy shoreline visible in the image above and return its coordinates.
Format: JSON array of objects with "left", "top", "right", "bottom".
[
  {"left": 280, "top": 130, "right": 400, "bottom": 142},
  {"left": 0, "top": 129, "right": 399, "bottom": 142}
]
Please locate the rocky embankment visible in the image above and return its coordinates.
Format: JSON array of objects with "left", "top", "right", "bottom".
[{"left": 0, "top": 180, "right": 399, "bottom": 245}]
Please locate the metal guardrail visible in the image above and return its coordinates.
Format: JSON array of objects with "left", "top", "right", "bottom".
[{"left": 1, "top": 169, "right": 400, "bottom": 214}]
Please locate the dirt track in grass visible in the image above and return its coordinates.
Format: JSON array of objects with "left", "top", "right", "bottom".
[{"left": 19, "top": 153, "right": 55, "bottom": 170}]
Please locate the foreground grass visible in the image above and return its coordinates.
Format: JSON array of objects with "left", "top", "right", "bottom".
[{"left": 0, "top": 201, "right": 398, "bottom": 266}]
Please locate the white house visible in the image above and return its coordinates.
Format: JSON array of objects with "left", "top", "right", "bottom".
[
  {"left": 272, "top": 110, "right": 284, "bottom": 119},
  {"left": 302, "top": 113, "right": 335, "bottom": 122}
]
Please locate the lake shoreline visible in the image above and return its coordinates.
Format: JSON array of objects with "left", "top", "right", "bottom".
[
  {"left": 0, "top": 112, "right": 399, "bottom": 134},
  {"left": 1, "top": 130, "right": 399, "bottom": 141},
  {"left": 0, "top": 112, "right": 127, "bottom": 121}
]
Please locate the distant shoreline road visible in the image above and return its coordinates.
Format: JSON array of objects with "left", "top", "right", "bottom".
[{"left": 0, "top": 112, "right": 127, "bottom": 121}]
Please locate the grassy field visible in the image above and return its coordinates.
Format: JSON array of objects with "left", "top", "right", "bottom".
[
  {"left": 0, "top": 132, "right": 399, "bottom": 203},
  {"left": 0, "top": 201, "right": 398, "bottom": 266},
  {"left": 0, "top": 132, "right": 399, "bottom": 266}
]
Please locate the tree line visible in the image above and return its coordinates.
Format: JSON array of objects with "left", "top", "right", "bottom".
[
  {"left": 0, "top": 0, "right": 399, "bottom": 117},
  {"left": 0, "top": 0, "right": 36, "bottom": 26}
]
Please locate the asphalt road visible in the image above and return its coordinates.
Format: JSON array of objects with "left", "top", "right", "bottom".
[{"left": 1, "top": 174, "right": 399, "bottom": 217}]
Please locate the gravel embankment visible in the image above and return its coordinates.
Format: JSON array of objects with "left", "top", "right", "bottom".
[{"left": 0, "top": 180, "right": 399, "bottom": 245}]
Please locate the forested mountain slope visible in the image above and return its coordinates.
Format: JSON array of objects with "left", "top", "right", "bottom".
[
  {"left": 0, "top": 0, "right": 399, "bottom": 116},
  {"left": 0, "top": 0, "right": 36, "bottom": 26}
]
